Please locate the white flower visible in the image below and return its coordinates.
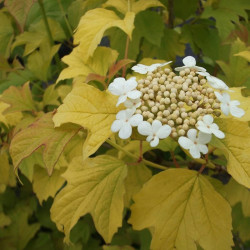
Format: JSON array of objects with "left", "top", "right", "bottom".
[
  {"left": 131, "top": 61, "right": 172, "bottom": 74},
  {"left": 178, "top": 129, "right": 211, "bottom": 159},
  {"left": 111, "top": 109, "right": 143, "bottom": 139},
  {"left": 137, "top": 120, "right": 171, "bottom": 147},
  {"left": 175, "top": 56, "right": 206, "bottom": 72},
  {"left": 197, "top": 115, "right": 225, "bottom": 139},
  {"left": 124, "top": 98, "right": 141, "bottom": 109},
  {"left": 215, "top": 92, "right": 245, "bottom": 118},
  {"left": 197, "top": 72, "right": 229, "bottom": 91},
  {"left": 108, "top": 77, "right": 142, "bottom": 106}
]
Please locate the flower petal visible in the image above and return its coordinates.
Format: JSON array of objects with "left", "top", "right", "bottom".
[
  {"left": 152, "top": 120, "right": 162, "bottom": 133},
  {"left": 150, "top": 137, "right": 159, "bottom": 147},
  {"left": 116, "top": 94, "right": 127, "bottom": 106},
  {"left": 156, "top": 125, "right": 171, "bottom": 139},
  {"left": 214, "top": 91, "right": 223, "bottom": 102},
  {"left": 198, "top": 132, "right": 211, "bottom": 144},
  {"left": 183, "top": 56, "right": 196, "bottom": 67},
  {"left": 138, "top": 121, "right": 152, "bottom": 136},
  {"left": 198, "top": 144, "right": 208, "bottom": 154},
  {"left": 189, "top": 145, "right": 201, "bottom": 158},
  {"left": 174, "top": 66, "right": 186, "bottom": 71},
  {"left": 131, "top": 64, "right": 148, "bottom": 74},
  {"left": 230, "top": 105, "right": 245, "bottom": 118},
  {"left": 212, "top": 129, "right": 225, "bottom": 139},
  {"left": 187, "top": 129, "right": 197, "bottom": 141},
  {"left": 221, "top": 93, "right": 231, "bottom": 103},
  {"left": 129, "top": 114, "right": 143, "bottom": 126},
  {"left": 108, "top": 78, "right": 124, "bottom": 95},
  {"left": 203, "top": 115, "right": 213, "bottom": 125},
  {"left": 221, "top": 103, "right": 230, "bottom": 116},
  {"left": 116, "top": 110, "right": 127, "bottom": 120},
  {"left": 197, "top": 71, "right": 210, "bottom": 77},
  {"left": 178, "top": 136, "right": 194, "bottom": 150},
  {"left": 146, "top": 135, "right": 153, "bottom": 142},
  {"left": 207, "top": 76, "right": 229, "bottom": 90},
  {"left": 111, "top": 120, "right": 123, "bottom": 132},
  {"left": 197, "top": 125, "right": 211, "bottom": 134},
  {"left": 124, "top": 78, "right": 138, "bottom": 92},
  {"left": 127, "top": 90, "right": 142, "bottom": 99},
  {"left": 118, "top": 122, "right": 132, "bottom": 139},
  {"left": 194, "top": 66, "right": 206, "bottom": 72}
]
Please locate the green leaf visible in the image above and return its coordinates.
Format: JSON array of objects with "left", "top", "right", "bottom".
[
  {"left": 0, "top": 82, "right": 36, "bottom": 113},
  {"left": 57, "top": 46, "right": 118, "bottom": 83},
  {"left": 0, "top": 212, "right": 11, "bottom": 228},
  {"left": 10, "top": 112, "right": 80, "bottom": 175},
  {"left": 129, "top": 169, "right": 233, "bottom": 250},
  {"left": 0, "top": 206, "right": 40, "bottom": 250},
  {"left": 51, "top": 155, "right": 127, "bottom": 243},
  {"left": 4, "top": 0, "right": 36, "bottom": 32},
  {"left": 53, "top": 83, "right": 122, "bottom": 160},
  {"left": 0, "top": 12, "right": 14, "bottom": 58},
  {"left": 74, "top": 8, "right": 135, "bottom": 62},
  {"left": 157, "top": 137, "right": 178, "bottom": 152},
  {"left": 210, "top": 118, "right": 250, "bottom": 188},
  {"left": 42, "top": 84, "right": 60, "bottom": 107},
  {"left": 202, "top": 0, "right": 250, "bottom": 39},
  {"left": 222, "top": 178, "right": 250, "bottom": 217},
  {"left": 134, "top": 11, "right": 164, "bottom": 46},
  {"left": 32, "top": 165, "right": 65, "bottom": 204},
  {"left": 216, "top": 39, "right": 250, "bottom": 87},
  {"left": 173, "top": 0, "right": 199, "bottom": 19},
  {"left": 12, "top": 18, "right": 65, "bottom": 56}
]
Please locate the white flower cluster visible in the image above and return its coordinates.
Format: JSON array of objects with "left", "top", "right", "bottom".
[{"left": 108, "top": 56, "right": 245, "bottom": 159}]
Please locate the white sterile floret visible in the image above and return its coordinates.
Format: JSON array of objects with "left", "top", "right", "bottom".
[
  {"left": 124, "top": 98, "right": 141, "bottom": 109},
  {"left": 137, "top": 120, "right": 171, "bottom": 147},
  {"left": 215, "top": 92, "right": 245, "bottom": 118},
  {"left": 197, "top": 115, "right": 225, "bottom": 139},
  {"left": 131, "top": 61, "right": 172, "bottom": 74},
  {"left": 175, "top": 56, "right": 206, "bottom": 72},
  {"left": 111, "top": 109, "right": 143, "bottom": 139},
  {"left": 108, "top": 77, "right": 142, "bottom": 106},
  {"left": 178, "top": 129, "right": 211, "bottom": 159}
]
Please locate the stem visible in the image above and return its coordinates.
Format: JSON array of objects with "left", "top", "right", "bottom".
[
  {"left": 38, "top": 0, "right": 61, "bottom": 68},
  {"left": 168, "top": 0, "right": 174, "bottom": 28},
  {"left": 171, "top": 151, "right": 180, "bottom": 168},
  {"left": 198, "top": 154, "right": 208, "bottom": 174},
  {"left": 56, "top": 0, "right": 73, "bottom": 37},
  {"left": 121, "top": 0, "right": 131, "bottom": 77},
  {"left": 106, "top": 139, "right": 168, "bottom": 171},
  {"left": 138, "top": 140, "right": 143, "bottom": 162},
  {"left": 122, "top": 36, "right": 130, "bottom": 77}
]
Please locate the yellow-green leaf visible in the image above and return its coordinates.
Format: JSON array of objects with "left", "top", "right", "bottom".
[
  {"left": 53, "top": 83, "right": 121, "bottom": 160},
  {"left": 42, "top": 84, "right": 60, "bottom": 107},
  {"left": 57, "top": 46, "right": 118, "bottom": 83},
  {"left": 0, "top": 212, "right": 11, "bottom": 228},
  {"left": 0, "top": 82, "right": 36, "bottom": 114},
  {"left": 32, "top": 165, "right": 65, "bottom": 204},
  {"left": 124, "top": 162, "right": 152, "bottom": 207},
  {"left": 103, "top": 0, "right": 164, "bottom": 14},
  {"left": 129, "top": 169, "right": 233, "bottom": 250},
  {"left": 10, "top": 112, "right": 80, "bottom": 175},
  {"left": 234, "top": 50, "right": 250, "bottom": 62},
  {"left": 211, "top": 118, "right": 250, "bottom": 188},
  {"left": 222, "top": 178, "right": 250, "bottom": 217},
  {"left": 74, "top": 8, "right": 135, "bottom": 61},
  {"left": 50, "top": 155, "right": 127, "bottom": 243}
]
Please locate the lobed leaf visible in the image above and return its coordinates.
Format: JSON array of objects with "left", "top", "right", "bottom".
[
  {"left": 74, "top": 8, "right": 135, "bottom": 62},
  {"left": 50, "top": 155, "right": 127, "bottom": 243},
  {"left": 211, "top": 118, "right": 250, "bottom": 188},
  {"left": 53, "top": 83, "right": 121, "bottom": 160},
  {"left": 10, "top": 112, "right": 80, "bottom": 175},
  {"left": 129, "top": 169, "right": 233, "bottom": 250}
]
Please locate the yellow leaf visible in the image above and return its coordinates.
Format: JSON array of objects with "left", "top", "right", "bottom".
[
  {"left": 32, "top": 165, "right": 65, "bottom": 204},
  {"left": 57, "top": 46, "right": 118, "bottom": 83},
  {"left": 0, "top": 100, "right": 22, "bottom": 126},
  {"left": 50, "top": 155, "right": 127, "bottom": 243},
  {"left": 53, "top": 83, "right": 121, "bottom": 160},
  {"left": 74, "top": 8, "right": 135, "bottom": 61},
  {"left": 211, "top": 118, "right": 250, "bottom": 188},
  {"left": 234, "top": 50, "right": 250, "bottom": 62},
  {"left": 222, "top": 178, "right": 250, "bottom": 217},
  {"left": 0, "top": 212, "right": 11, "bottom": 228},
  {"left": 0, "top": 82, "right": 36, "bottom": 114},
  {"left": 129, "top": 169, "right": 233, "bottom": 250},
  {"left": 103, "top": 0, "right": 164, "bottom": 14},
  {"left": 10, "top": 112, "right": 80, "bottom": 175}
]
